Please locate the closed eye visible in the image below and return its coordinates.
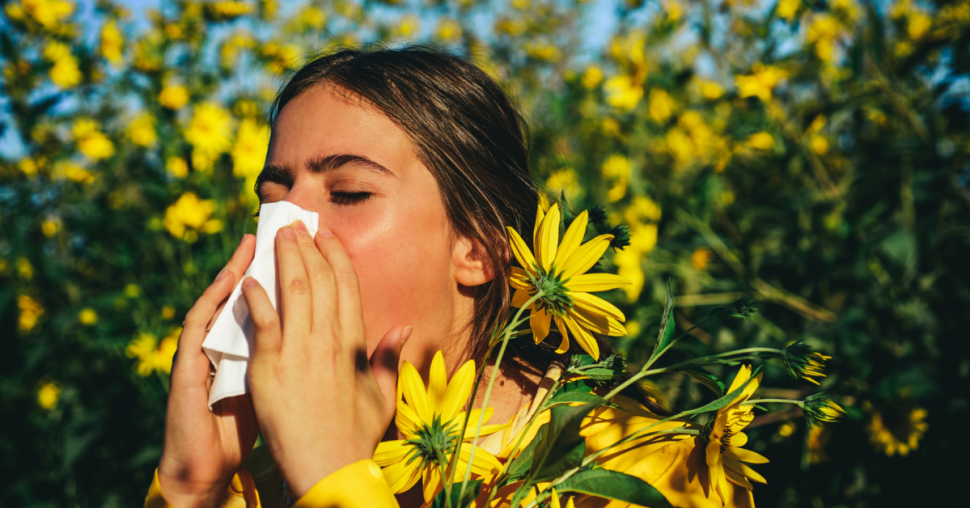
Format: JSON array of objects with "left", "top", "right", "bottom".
[{"left": 331, "top": 191, "right": 372, "bottom": 205}]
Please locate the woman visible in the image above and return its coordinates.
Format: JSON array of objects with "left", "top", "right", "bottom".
[{"left": 145, "top": 47, "right": 756, "bottom": 508}]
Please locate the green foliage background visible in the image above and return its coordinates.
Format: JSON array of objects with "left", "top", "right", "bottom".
[{"left": 2, "top": 0, "right": 968, "bottom": 506}]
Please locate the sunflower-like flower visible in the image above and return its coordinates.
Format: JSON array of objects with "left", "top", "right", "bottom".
[
  {"left": 700, "top": 364, "right": 769, "bottom": 502},
  {"left": 781, "top": 340, "right": 831, "bottom": 385},
  {"left": 865, "top": 402, "right": 928, "bottom": 457},
  {"left": 507, "top": 200, "right": 631, "bottom": 360},
  {"left": 374, "top": 352, "right": 505, "bottom": 502},
  {"left": 803, "top": 393, "right": 846, "bottom": 427}
]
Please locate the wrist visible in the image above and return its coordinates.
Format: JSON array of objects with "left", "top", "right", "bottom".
[{"left": 282, "top": 452, "right": 368, "bottom": 500}]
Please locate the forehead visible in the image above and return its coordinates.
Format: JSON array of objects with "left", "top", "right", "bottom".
[{"left": 267, "top": 85, "right": 419, "bottom": 167}]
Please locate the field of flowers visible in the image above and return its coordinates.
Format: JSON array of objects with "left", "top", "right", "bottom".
[{"left": 1, "top": 0, "right": 968, "bottom": 506}]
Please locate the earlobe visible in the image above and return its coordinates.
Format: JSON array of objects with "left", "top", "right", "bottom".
[{"left": 453, "top": 236, "right": 495, "bottom": 287}]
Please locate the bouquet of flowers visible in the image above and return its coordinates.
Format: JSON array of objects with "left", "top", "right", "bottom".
[{"left": 373, "top": 196, "right": 844, "bottom": 508}]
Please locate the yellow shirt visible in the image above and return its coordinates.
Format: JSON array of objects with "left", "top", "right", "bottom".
[{"left": 144, "top": 367, "right": 756, "bottom": 508}]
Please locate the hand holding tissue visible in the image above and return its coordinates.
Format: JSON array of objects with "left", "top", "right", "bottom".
[{"left": 201, "top": 201, "right": 318, "bottom": 409}]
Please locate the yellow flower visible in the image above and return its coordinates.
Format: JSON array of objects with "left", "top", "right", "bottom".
[
  {"left": 17, "top": 257, "right": 34, "bottom": 279},
  {"left": 18, "top": 294, "right": 44, "bottom": 332},
  {"left": 205, "top": 0, "right": 254, "bottom": 20},
  {"left": 907, "top": 12, "right": 932, "bottom": 39},
  {"left": 161, "top": 305, "right": 176, "bottom": 320},
  {"left": 53, "top": 161, "right": 95, "bottom": 184},
  {"left": 374, "top": 351, "right": 504, "bottom": 502},
  {"left": 746, "top": 131, "right": 774, "bottom": 150},
  {"left": 549, "top": 488, "right": 575, "bottom": 508},
  {"left": 19, "top": 0, "right": 74, "bottom": 29},
  {"left": 232, "top": 117, "right": 270, "bottom": 181},
  {"left": 624, "top": 196, "right": 662, "bottom": 224},
  {"left": 78, "top": 307, "right": 97, "bottom": 325},
  {"left": 127, "top": 329, "right": 180, "bottom": 376},
  {"left": 508, "top": 201, "right": 630, "bottom": 360},
  {"left": 166, "top": 157, "right": 189, "bottom": 179},
  {"left": 44, "top": 42, "right": 81, "bottom": 88},
  {"left": 435, "top": 18, "right": 462, "bottom": 42},
  {"left": 127, "top": 113, "right": 157, "bottom": 147},
  {"left": 37, "top": 381, "right": 61, "bottom": 410},
  {"left": 648, "top": 89, "right": 675, "bottom": 123},
  {"left": 777, "top": 0, "right": 800, "bottom": 21},
  {"left": 18, "top": 157, "right": 39, "bottom": 177},
  {"left": 393, "top": 14, "right": 418, "bottom": 39},
  {"left": 867, "top": 404, "right": 927, "bottom": 457},
  {"left": 696, "top": 79, "right": 724, "bottom": 100},
  {"left": 163, "top": 192, "right": 221, "bottom": 240},
  {"left": 701, "top": 365, "right": 768, "bottom": 502},
  {"left": 735, "top": 63, "right": 787, "bottom": 102},
  {"left": 72, "top": 119, "right": 115, "bottom": 161},
  {"left": 41, "top": 217, "right": 62, "bottom": 237},
  {"left": 159, "top": 84, "right": 189, "bottom": 109},
  {"left": 185, "top": 102, "right": 233, "bottom": 171},
  {"left": 691, "top": 247, "right": 714, "bottom": 270},
  {"left": 581, "top": 65, "right": 603, "bottom": 89},
  {"left": 613, "top": 247, "right": 644, "bottom": 302},
  {"left": 100, "top": 19, "right": 123, "bottom": 66},
  {"left": 546, "top": 168, "right": 580, "bottom": 203},
  {"left": 603, "top": 75, "right": 643, "bottom": 111},
  {"left": 125, "top": 283, "right": 141, "bottom": 297}
]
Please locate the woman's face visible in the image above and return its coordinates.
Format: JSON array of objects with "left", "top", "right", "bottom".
[{"left": 258, "top": 85, "right": 475, "bottom": 368}]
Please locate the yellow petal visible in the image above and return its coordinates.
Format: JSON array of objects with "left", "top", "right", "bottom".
[
  {"left": 507, "top": 227, "right": 538, "bottom": 276},
  {"left": 459, "top": 442, "right": 502, "bottom": 474},
  {"left": 429, "top": 351, "right": 447, "bottom": 409},
  {"left": 534, "top": 200, "right": 546, "bottom": 240},
  {"left": 727, "top": 364, "right": 752, "bottom": 394},
  {"left": 553, "top": 210, "right": 588, "bottom": 270},
  {"left": 561, "top": 234, "right": 614, "bottom": 279},
  {"left": 536, "top": 203, "right": 561, "bottom": 271},
  {"left": 729, "top": 446, "right": 769, "bottom": 464},
  {"left": 511, "top": 288, "right": 531, "bottom": 308},
  {"left": 551, "top": 488, "right": 561, "bottom": 508},
  {"left": 553, "top": 316, "right": 570, "bottom": 354},
  {"left": 569, "top": 306, "right": 626, "bottom": 337},
  {"left": 374, "top": 439, "right": 412, "bottom": 465},
  {"left": 732, "top": 432, "right": 748, "bottom": 447},
  {"left": 510, "top": 267, "right": 533, "bottom": 291},
  {"left": 381, "top": 458, "right": 422, "bottom": 494},
  {"left": 562, "top": 313, "right": 599, "bottom": 360},
  {"left": 723, "top": 454, "right": 767, "bottom": 484},
  {"left": 568, "top": 291, "right": 625, "bottom": 322},
  {"left": 422, "top": 461, "right": 441, "bottom": 502},
  {"left": 565, "top": 272, "right": 631, "bottom": 292},
  {"left": 566, "top": 497, "right": 575, "bottom": 508},
  {"left": 531, "top": 308, "right": 553, "bottom": 343},
  {"left": 459, "top": 407, "right": 506, "bottom": 439},
  {"left": 724, "top": 465, "right": 754, "bottom": 490},
  {"left": 395, "top": 398, "right": 422, "bottom": 436},
  {"left": 439, "top": 359, "right": 476, "bottom": 421},
  {"left": 400, "top": 360, "right": 432, "bottom": 423}
]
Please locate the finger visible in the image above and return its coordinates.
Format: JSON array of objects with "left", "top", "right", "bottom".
[
  {"left": 241, "top": 277, "right": 283, "bottom": 363},
  {"left": 206, "top": 234, "right": 257, "bottom": 331},
  {"left": 292, "top": 220, "right": 337, "bottom": 336},
  {"left": 277, "top": 225, "right": 312, "bottom": 341},
  {"left": 176, "top": 236, "right": 255, "bottom": 383},
  {"left": 370, "top": 325, "right": 413, "bottom": 417},
  {"left": 314, "top": 229, "right": 364, "bottom": 346}
]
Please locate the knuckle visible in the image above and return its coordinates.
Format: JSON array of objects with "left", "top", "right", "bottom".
[
  {"left": 288, "top": 277, "right": 310, "bottom": 295},
  {"left": 252, "top": 312, "right": 279, "bottom": 331}
]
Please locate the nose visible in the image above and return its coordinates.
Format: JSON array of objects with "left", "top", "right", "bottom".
[{"left": 281, "top": 177, "right": 326, "bottom": 215}]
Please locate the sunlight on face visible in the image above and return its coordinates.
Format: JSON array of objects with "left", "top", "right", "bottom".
[{"left": 259, "top": 85, "right": 462, "bottom": 365}]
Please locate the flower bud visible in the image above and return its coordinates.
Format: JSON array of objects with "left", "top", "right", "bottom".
[
  {"left": 804, "top": 392, "right": 846, "bottom": 428},
  {"left": 782, "top": 340, "right": 830, "bottom": 385}
]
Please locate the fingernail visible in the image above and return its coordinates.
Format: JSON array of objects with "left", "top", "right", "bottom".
[
  {"left": 281, "top": 226, "right": 296, "bottom": 239},
  {"left": 293, "top": 220, "right": 309, "bottom": 234},
  {"left": 401, "top": 326, "right": 414, "bottom": 345},
  {"left": 242, "top": 277, "right": 258, "bottom": 288},
  {"left": 215, "top": 269, "right": 228, "bottom": 282},
  {"left": 318, "top": 228, "right": 334, "bottom": 238}
]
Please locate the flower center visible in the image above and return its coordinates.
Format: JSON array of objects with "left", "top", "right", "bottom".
[
  {"left": 527, "top": 263, "right": 573, "bottom": 316},
  {"left": 405, "top": 416, "right": 459, "bottom": 468}
]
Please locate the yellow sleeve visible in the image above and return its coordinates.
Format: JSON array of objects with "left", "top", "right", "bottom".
[
  {"left": 292, "top": 459, "right": 398, "bottom": 508},
  {"left": 144, "top": 468, "right": 261, "bottom": 508}
]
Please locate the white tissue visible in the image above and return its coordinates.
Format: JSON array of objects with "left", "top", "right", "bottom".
[{"left": 202, "top": 201, "right": 319, "bottom": 409}]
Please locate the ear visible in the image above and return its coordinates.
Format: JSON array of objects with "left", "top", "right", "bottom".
[{"left": 452, "top": 235, "right": 495, "bottom": 287}]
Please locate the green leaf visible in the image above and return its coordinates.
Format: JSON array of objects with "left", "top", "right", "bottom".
[
  {"left": 504, "top": 436, "right": 539, "bottom": 484},
  {"left": 554, "top": 468, "right": 672, "bottom": 507},
  {"left": 687, "top": 365, "right": 762, "bottom": 416},
  {"left": 529, "top": 400, "right": 602, "bottom": 483},
  {"left": 652, "top": 279, "right": 676, "bottom": 356},
  {"left": 681, "top": 366, "right": 725, "bottom": 397},
  {"left": 576, "top": 355, "right": 626, "bottom": 380},
  {"left": 432, "top": 479, "right": 483, "bottom": 508},
  {"left": 547, "top": 391, "right": 623, "bottom": 411}
]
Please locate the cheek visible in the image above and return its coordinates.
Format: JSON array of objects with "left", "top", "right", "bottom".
[{"left": 330, "top": 202, "right": 453, "bottom": 353}]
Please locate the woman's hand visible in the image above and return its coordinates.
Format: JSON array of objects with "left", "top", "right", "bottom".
[
  {"left": 241, "top": 220, "right": 412, "bottom": 499},
  {"left": 158, "top": 235, "right": 261, "bottom": 507}
]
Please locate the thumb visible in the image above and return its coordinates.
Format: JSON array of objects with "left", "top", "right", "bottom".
[{"left": 370, "top": 325, "right": 413, "bottom": 415}]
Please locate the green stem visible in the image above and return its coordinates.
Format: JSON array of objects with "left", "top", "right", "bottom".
[
  {"left": 602, "top": 347, "right": 783, "bottom": 402},
  {"left": 457, "top": 291, "right": 546, "bottom": 501}
]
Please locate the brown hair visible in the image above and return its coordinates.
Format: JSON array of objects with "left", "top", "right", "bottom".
[{"left": 269, "top": 45, "right": 625, "bottom": 382}]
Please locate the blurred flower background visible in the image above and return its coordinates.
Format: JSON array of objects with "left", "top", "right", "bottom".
[{"left": 1, "top": 0, "right": 968, "bottom": 506}]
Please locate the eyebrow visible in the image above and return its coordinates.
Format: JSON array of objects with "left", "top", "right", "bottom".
[{"left": 254, "top": 154, "right": 392, "bottom": 200}]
